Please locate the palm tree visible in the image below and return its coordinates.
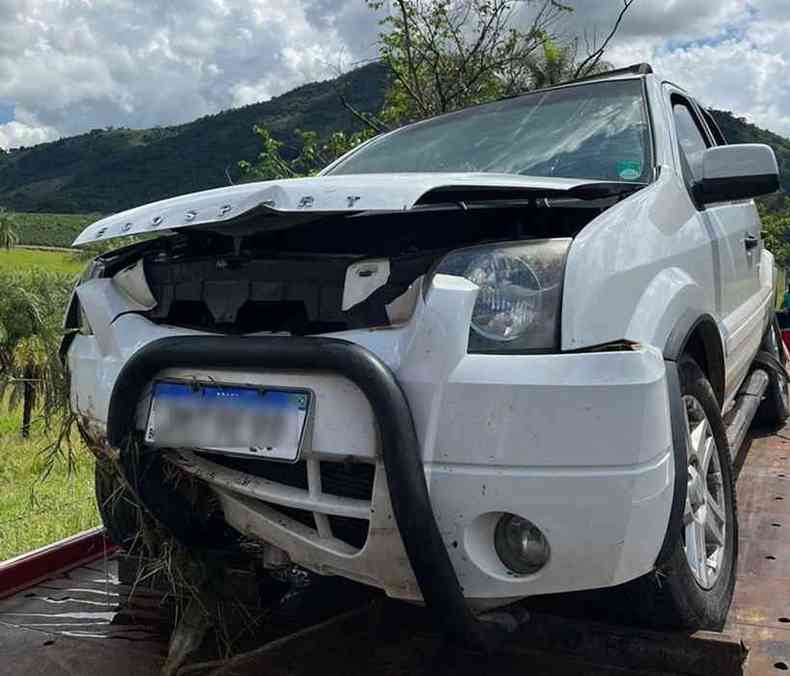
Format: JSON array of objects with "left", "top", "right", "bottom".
[
  {"left": 0, "top": 271, "right": 73, "bottom": 437},
  {"left": 0, "top": 207, "right": 19, "bottom": 250}
]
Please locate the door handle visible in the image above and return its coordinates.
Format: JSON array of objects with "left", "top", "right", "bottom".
[{"left": 744, "top": 233, "right": 759, "bottom": 251}]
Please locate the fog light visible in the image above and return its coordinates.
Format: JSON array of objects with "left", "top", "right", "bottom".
[{"left": 494, "top": 514, "right": 550, "bottom": 575}]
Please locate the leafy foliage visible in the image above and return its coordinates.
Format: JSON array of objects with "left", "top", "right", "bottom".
[
  {"left": 371, "top": 0, "right": 634, "bottom": 125},
  {"left": 522, "top": 37, "right": 612, "bottom": 89},
  {"left": 370, "top": 0, "right": 570, "bottom": 123},
  {"left": 238, "top": 126, "right": 376, "bottom": 181},
  {"left": 758, "top": 195, "right": 790, "bottom": 269}
]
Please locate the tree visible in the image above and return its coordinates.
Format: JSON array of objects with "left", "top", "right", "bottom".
[
  {"left": 0, "top": 271, "right": 73, "bottom": 438},
  {"left": 371, "top": 0, "right": 569, "bottom": 123},
  {"left": 521, "top": 33, "right": 619, "bottom": 89},
  {"left": 241, "top": 0, "right": 637, "bottom": 179},
  {"left": 0, "top": 207, "right": 19, "bottom": 250},
  {"left": 373, "top": 0, "right": 635, "bottom": 124}
]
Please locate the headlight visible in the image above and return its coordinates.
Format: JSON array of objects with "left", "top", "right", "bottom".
[
  {"left": 464, "top": 250, "right": 542, "bottom": 342},
  {"left": 432, "top": 238, "right": 571, "bottom": 353}
]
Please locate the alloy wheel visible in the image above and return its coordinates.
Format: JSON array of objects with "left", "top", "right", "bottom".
[{"left": 682, "top": 394, "right": 727, "bottom": 590}]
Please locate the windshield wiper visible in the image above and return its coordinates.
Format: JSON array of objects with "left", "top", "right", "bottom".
[{"left": 566, "top": 181, "right": 648, "bottom": 200}]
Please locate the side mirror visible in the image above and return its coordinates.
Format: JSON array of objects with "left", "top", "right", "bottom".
[{"left": 698, "top": 143, "right": 780, "bottom": 204}]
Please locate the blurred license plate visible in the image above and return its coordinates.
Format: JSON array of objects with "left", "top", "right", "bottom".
[{"left": 145, "top": 381, "right": 310, "bottom": 462}]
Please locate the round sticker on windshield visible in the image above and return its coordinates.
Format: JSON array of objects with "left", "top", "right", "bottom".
[{"left": 617, "top": 160, "right": 642, "bottom": 181}]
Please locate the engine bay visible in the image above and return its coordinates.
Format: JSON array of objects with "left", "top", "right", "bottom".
[{"left": 98, "top": 198, "right": 613, "bottom": 335}]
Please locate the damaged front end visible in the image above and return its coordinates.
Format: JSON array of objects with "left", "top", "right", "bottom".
[
  {"left": 65, "top": 180, "right": 621, "bottom": 470},
  {"left": 65, "top": 175, "right": 645, "bottom": 648}
]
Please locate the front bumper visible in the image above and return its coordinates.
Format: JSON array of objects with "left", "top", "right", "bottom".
[{"left": 70, "top": 274, "right": 674, "bottom": 608}]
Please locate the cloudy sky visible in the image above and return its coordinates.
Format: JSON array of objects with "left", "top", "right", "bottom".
[{"left": 0, "top": 0, "right": 789, "bottom": 150}]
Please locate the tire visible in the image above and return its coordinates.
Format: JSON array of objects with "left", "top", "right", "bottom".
[
  {"left": 638, "top": 356, "right": 737, "bottom": 630},
  {"left": 95, "top": 458, "right": 141, "bottom": 550},
  {"left": 755, "top": 317, "right": 790, "bottom": 426}
]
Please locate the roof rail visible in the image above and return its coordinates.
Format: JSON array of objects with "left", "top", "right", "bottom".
[{"left": 571, "top": 63, "right": 653, "bottom": 84}]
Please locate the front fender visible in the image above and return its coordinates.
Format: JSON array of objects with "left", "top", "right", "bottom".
[
  {"left": 625, "top": 267, "right": 710, "bottom": 350},
  {"left": 561, "top": 170, "right": 717, "bottom": 351}
]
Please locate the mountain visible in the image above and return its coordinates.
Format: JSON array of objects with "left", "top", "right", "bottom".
[
  {"left": 1, "top": 63, "right": 790, "bottom": 214},
  {"left": 0, "top": 63, "right": 389, "bottom": 214}
]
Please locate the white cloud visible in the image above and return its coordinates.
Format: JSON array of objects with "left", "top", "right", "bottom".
[
  {"left": 594, "top": 0, "right": 790, "bottom": 136},
  {"left": 0, "top": 0, "right": 376, "bottom": 149},
  {"left": 2, "top": 0, "right": 790, "bottom": 150},
  {"left": 566, "top": 0, "right": 748, "bottom": 42},
  {"left": 0, "top": 119, "right": 59, "bottom": 148},
  {"left": 649, "top": 41, "right": 790, "bottom": 134}
]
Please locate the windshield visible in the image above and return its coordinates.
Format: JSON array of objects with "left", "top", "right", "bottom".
[{"left": 328, "top": 79, "right": 651, "bottom": 183}]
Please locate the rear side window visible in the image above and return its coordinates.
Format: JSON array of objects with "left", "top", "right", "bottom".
[
  {"left": 700, "top": 107, "right": 727, "bottom": 145},
  {"left": 672, "top": 98, "right": 710, "bottom": 182}
]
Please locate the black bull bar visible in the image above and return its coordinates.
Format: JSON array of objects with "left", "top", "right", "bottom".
[{"left": 106, "top": 335, "right": 503, "bottom": 650}]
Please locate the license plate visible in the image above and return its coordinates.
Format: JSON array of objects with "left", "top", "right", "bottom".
[{"left": 145, "top": 381, "right": 311, "bottom": 462}]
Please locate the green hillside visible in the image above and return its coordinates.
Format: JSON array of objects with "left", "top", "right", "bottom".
[
  {"left": 0, "top": 63, "right": 389, "bottom": 214},
  {"left": 2, "top": 62, "right": 790, "bottom": 216}
]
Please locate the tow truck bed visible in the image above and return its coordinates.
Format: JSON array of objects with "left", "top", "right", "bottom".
[{"left": 1, "top": 426, "right": 788, "bottom": 675}]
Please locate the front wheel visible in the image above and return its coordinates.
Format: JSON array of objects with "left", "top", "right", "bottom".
[{"left": 639, "top": 356, "right": 737, "bottom": 630}]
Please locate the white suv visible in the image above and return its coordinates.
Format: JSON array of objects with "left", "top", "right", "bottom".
[{"left": 65, "top": 64, "right": 788, "bottom": 645}]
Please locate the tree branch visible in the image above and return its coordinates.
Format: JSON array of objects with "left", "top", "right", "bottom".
[
  {"left": 573, "top": 0, "right": 636, "bottom": 79},
  {"left": 339, "top": 94, "right": 389, "bottom": 133}
]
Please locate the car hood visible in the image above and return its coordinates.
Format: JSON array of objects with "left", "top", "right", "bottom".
[{"left": 73, "top": 172, "right": 624, "bottom": 246}]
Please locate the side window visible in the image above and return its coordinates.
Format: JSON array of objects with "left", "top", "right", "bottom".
[
  {"left": 700, "top": 107, "right": 727, "bottom": 145},
  {"left": 672, "top": 97, "right": 711, "bottom": 183}
]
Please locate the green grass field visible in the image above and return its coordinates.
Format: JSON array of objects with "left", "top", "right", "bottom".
[
  {"left": 0, "top": 411, "right": 99, "bottom": 561},
  {"left": 0, "top": 218, "right": 99, "bottom": 560},
  {"left": 13, "top": 212, "right": 100, "bottom": 248},
  {"left": 0, "top": 247, "right": 83, "bottom": 275},
  {"left": 0, "top": 226, "right": 95, "bottom": 560}
]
